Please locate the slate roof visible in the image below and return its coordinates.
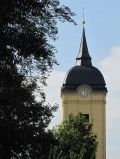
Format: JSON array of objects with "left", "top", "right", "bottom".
[
  {"left": 62, "top": 27, "right": 107, "bottom": 92},
  {"left": 62, "top": 65, "right": 107, "bottom": 92}
]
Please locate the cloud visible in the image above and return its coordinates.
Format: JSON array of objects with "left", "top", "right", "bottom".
[
  {"left": 100, "top": 47, "right": 120, "bottom": 148},
  {"left": 107, "top": 147, "right": 120, "bottom": 159},
  {"left": 45, "top": 46, "right": 120, "bottom": 157},
  {"left": 44, "top": 70, "right": 66, "bottom": 128}
]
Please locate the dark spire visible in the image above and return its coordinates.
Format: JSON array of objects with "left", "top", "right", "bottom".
[{"left": 76, "top": 27, "right": 92, "bottom": 66}]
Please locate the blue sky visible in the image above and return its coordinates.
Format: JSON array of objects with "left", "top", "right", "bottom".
[
  {"left": 54, "top": 0, "right": 120, "bottom": 71},
  {"left": 43, "top": 1, "right": 120, "bottom": 158}
]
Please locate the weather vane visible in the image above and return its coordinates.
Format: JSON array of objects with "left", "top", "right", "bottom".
[{"left": 82, "top": 8, "right": 86, "bottom": 25}]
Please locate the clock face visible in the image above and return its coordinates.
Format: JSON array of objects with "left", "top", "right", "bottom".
[{"left": 80, "top": 90, "right": 88, "bottom": 98}]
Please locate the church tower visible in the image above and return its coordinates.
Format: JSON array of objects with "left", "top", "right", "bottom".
[{"left": 61, "top": 27, "right": 107, "bottom": 159}]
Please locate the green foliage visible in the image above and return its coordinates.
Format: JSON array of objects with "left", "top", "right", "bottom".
[
  {"left": 51, "top": 113, "right": 98, "bottom": 159},
  {"left": 0, "top": 57, "right": 57, "bottom": 158},
  {"left": 0, "top": 0, "right": 75, "bottom": 158},
  {"left": 0, "top": 0, "right": 76, "bottom": 77}
]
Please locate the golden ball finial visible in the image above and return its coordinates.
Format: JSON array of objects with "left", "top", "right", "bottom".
[
  {"left": 82, "top": 20, "right": 86, "bottom": 25},
  {"left": 82, "top": 8, "right": 86, "bottom": 25}
]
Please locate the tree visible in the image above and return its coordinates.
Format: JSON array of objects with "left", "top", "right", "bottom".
[
  {"left": 0, "top": 60, "right": 57, "bottom": 159},
  {"left": 50, "top": 113, "right": 98, "bottom": 159},
  {"left": 0, "top": 0, "right": 76, "bottom": 77},
  {"left": 0, "top": 0, "right": 75, "bottom": 158}
]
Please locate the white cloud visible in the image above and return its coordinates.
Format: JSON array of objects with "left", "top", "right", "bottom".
[
  {"left": 45, "top": 46, "right": 120, "bottom": 157},
  {"left": 107, "top": 147, "right": 120, "bottom": 159},
  {"left": 100, "top": 47, "right": 120, "bottom": 150},
  {"left": 44, "top": 70, "right": 66, "bottom": 128}
]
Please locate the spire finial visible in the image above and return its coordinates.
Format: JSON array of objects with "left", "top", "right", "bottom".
[
  {"left": 76, "top": 12, "right": 92, "bottom": 67},
  {"left": 82, "top": 8, "right": 86, "bottom": 25}
]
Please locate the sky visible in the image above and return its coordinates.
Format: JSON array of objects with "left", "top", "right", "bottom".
[{"left": 44, "top": 1, "right": 120, "bottom": 158}]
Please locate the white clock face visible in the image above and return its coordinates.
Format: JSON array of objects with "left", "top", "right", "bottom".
[{"left": 80, "top": 90, "right": 88, "bottom": 98}]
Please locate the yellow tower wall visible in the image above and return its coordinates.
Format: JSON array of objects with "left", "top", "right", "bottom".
[{"left": 62, "top": 85, "right": 107, "bottom": 159}]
